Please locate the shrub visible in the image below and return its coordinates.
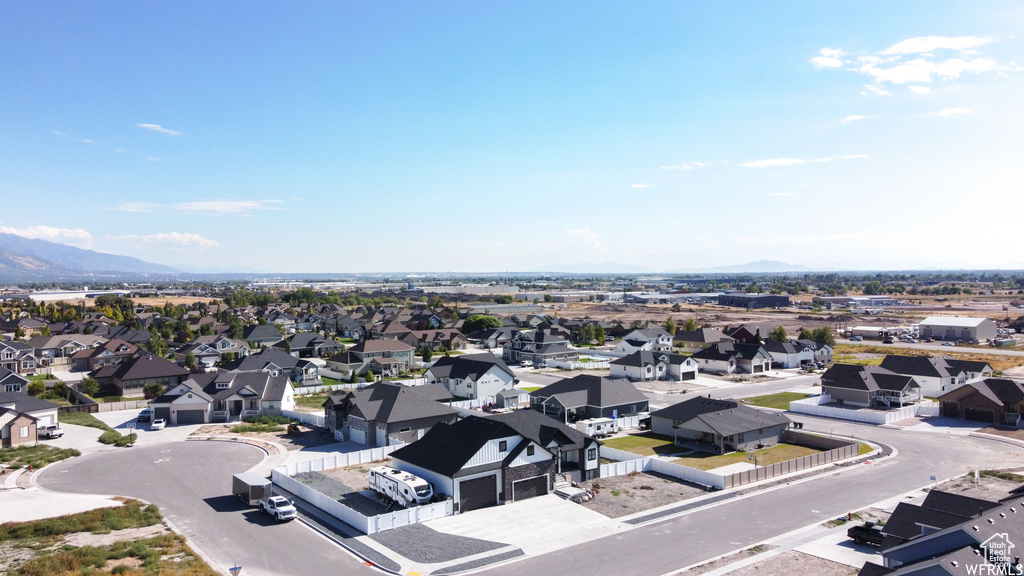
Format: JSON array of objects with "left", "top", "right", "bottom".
[{"left": 242, "top": 415, "right": 291, "bottom": 425}]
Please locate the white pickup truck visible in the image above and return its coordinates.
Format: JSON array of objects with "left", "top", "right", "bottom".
[
  {"left": 258, "top": 495, "right": 297, "bottom": 522},
  {"left": 39, "top": 425, "right": 65, "bottom": 439}
]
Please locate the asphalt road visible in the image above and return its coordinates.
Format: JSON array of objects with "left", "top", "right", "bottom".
[
  {"left": 36, "top": 441, "right": 370, "bottom": 576},
  {"left": 477, "top": 416, "right": 1024, "bottom": 576}
]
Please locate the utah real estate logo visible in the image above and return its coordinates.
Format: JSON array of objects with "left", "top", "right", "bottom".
[{"left": 971, "top": 533, "right": 1023, "bottom": 575}]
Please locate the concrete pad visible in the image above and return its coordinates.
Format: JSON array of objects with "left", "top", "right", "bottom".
[
  {"left": 42, "top": 423, "right": 116, "bottom": 455},
  {"left": 426, "top": 494, "right": 626, "bottom": 557},
  {"left": 794, "top": 527, "right": 882, "bottom": 567},
  {"left": 0, "top": 487, "right": 123, "bottom": 523},
  {"left": 707, "top": 462, "right": 757, "bottom": 475},
  {"left": 904, "top": 417, "right": 982, "bottom": 436}
]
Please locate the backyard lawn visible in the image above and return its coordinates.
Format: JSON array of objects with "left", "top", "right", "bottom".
[
  {"left": 741, "top": 392, "right": 812, "bottom": 409},
  {"left": 672, "top": 443, "right": 824, "bottom": 471},
  {"left": 518, "top": 386, "right": 542, "bottom": 393},
  {"left": 602, "top": 433, "right": 681, "bottom": 457},
  {"left": 295, "top": 394, "right": 330, "bottom": 409}
]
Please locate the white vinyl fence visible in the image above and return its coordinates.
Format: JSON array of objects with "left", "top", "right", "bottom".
[
  {"left": 294, "top": 383, "right": 358, "bottom": 395},
  {"left": 789, "top": 395, "right": 924, "bottom": 424},
  {"left": 548, "top": 359, "right": 611, "bottom": 370},
  {"left": 282, "top": 409, "right": 325, "bottom": 428},
  {"left": 271, "top": 444, "right": 454, "bottom": 534}
]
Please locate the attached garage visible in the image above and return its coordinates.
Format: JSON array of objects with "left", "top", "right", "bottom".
[
  {"left": 175, "top": 409, "right": 206, "bottom": 424},
  {"left": 349, "top": 427, "right": 366, "bottom": 445},
  {"left": 154, "top": 407, "right": 171, "bottom": 421},
  {"left": 512, "top": 475, "right": 548, "bottom": 502},
  {"left": 941, "top": 402, "right": 959, "bottom": 418},
  {"left": 680, "top": 371, "right": 696, "bottom": 381},
  {"left": 458, "top": 475, "right": 497, "bottom": 513},
  {"left": 964, "top": 408, "right": 995, "bottom": 423}
]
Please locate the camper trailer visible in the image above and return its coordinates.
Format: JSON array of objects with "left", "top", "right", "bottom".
[{"left": 368, "top": 466, "right": 433, "bottom": 508}]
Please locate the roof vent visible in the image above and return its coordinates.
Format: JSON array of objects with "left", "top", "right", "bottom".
[
  {"left": 988, "top": 518, "right": 995, "bottom": 524},
  {"left": 972, "top": 525, "right": 979, "bottom": 531}
]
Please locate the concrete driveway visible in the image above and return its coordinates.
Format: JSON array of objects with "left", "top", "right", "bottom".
[{"left": 91, "top": 408, "right": 206, "bottom": 445}]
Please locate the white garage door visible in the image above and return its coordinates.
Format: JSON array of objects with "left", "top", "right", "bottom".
[{"left": 350, "top": 427, "right": 365, "bottom": 444}]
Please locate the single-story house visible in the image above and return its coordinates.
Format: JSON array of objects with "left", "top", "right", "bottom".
[
  {"left": 673, "top": 328, "right": 733, "bottom": 350},
  {"left": 149, "top": 370, "right": 296, "bottom": 425},
  {"left": 91, "top": 354, "right": 189, "bottom": 396},
  {"left": 651, "top": 396, "right": 791, "bottom": 453},
  {"left": 530, "top": 374, "right": 649, "bottom": 423},
  {"left": 325, "top": 340, "right": 416, "bottom": 378},
  {"left": 425, "top": 353, "right": 516, "bottom": 400},
  {"left": 325, "top": 381, "right": 459, "bottom": 446},
  {"left": 609, "top": 350, "right": 698, "bottom": 382},
  {"left": 937, "top": 378, "right": 1024, "bottom": 426},
  {"left": 820, "top": 364, "right": 921, "bottom": 408},
  {"left": 242, "top": 324, "right": 285, "bottom": 347},
  {"left": 690, "top": 342, "right": 772, "bottom": 374},
  {"left": 0, "top": 391, "right": 60, "bottom": 445},
  {"left": 389, "top": 409, "right": 601, "bottom": 513}
]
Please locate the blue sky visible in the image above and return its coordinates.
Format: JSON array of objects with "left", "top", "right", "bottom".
[{"left": 1, "top": 2, "right": 1021, "bottom": 273}]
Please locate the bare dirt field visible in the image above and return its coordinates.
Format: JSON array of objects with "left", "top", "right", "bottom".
[
  {"left": 935, "top": 472, "right": 1022, "bottom": 501},
  {"left": 978, "top": 427, "right": 1024, "bottom": 441},
  {"left": 579, "top": 471, "right": 710, "bottom": 518},
  {"left": 315, "top": 457, "right": 393, "bottom": 494},
  {"left": 677, "top": 550, "right": 857, "bottom": 576},
  {"left": 190, "top": 423, "right": 337, "bottom": 451}
]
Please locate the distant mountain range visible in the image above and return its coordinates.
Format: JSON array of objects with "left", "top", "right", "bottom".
[{"left": 0, "top": 233, "right": 179, "bottom": 282}]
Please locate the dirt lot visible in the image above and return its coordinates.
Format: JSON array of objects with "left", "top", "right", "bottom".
[
  {"left": 314, "top": 457, "right": 393, "bottom": 493},
  {"left": 190, "top": 423, "right": 337, "bottom": 451},
  {"left": 979, "top": 427, "right": 1024, "bottom": 441},
  {"left": 579, "top": 471, "right": 711, "bottom": 518},
  {"left": 677, "top": 549, "right": 857, "bottom": 576},
  {"left": 934, "top": 472, "right": 1023, "bottom": 501}
]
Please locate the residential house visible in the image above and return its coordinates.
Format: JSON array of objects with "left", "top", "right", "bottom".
[
  {"left": 0, "top": 368, "right": 30, "bottom": 393},
  {"left": 690, "top": 342, "right": 772, "bottom": 374},
  {"left": 425, "top": 353, "right": 516, "bottom": 400},
  {"left": 673, "top": 328, "right": 733, "bottom": 350},
  {"left": 221, "top": 349, "right": 320, "bottom": 383},
  {"left": 325, "top": 340, "right": 416, "bottom": 378},
  {"left": 325, "top": 382, "right": 459, "bottom": 446},
  {"left": 0, "top": 341, "right": 38, "bottom": 375},
  {"left": 651, "top": 396, "right": 791, "bottom": 453},
  {"left": 937, "top": 378, "right": 1024, "bottom": 426},
  {"left": 879, "top": 355, "right": 991, "bottom": 397},
  {"left": 149, "top": 370, "right": 295, "bottom": 425},
  {"left": 820, "top": 364, "right": 921, "bottom": 408},
  {"left": 175, "top": 335, "right": 251, "bottom": 368},
  {"left": 619, "top": 328, "right": 673, "bottom": 352},
  {"left": 28, "top": 334, "right": 106, "bottom": 363},
  {"left": 91, "top": 326, "right": 153, "bottom": 346},
  {"left": 70, "top": 339, "right": 139, "bottom": 372},
  {"left": 610, "top": 350, "right": 698, "bottom": 382},
  {"left": 611, "top": 338, "right": 655, "bottom": 355},
  {"left": 726, "top": 323, "right": 780, "bottom": 344},
  {"left": 798, "top": 339, "right": 834, "bottom": 364},
  {"left": 371, "top": 320, "right": 413, "bottom": 341},
  {"left": 530, "top": 374, "right": 649, "bottom": 423},
  {"left": 242, "top": 324, "right": 285, "bottom": 347},
  {"left": 390, "top": 409, "right": 602, "bottom": 513},
  {"left": 503, "top": 329, "right": 579, "bottom": 366},
  {"left": 401, "top": 329, "right": 468, "bottom": 352},
  {"left": 465, "top": 327, "right": 516, "bottom": 350},
  {"left": 875, "top": 490, "right": 1001, "bottom": 553},
  {"left": 0, "top": 390, "right": 60, "bottom": 431},
  {"left": 91, "top": 354, "right": 189, "bottom": 396},
  {"left": 272, "top": 332, "right": 341, "bottom": 358},
  {"left": 761, "top": 340, "right": 817, "bottom": 369}
]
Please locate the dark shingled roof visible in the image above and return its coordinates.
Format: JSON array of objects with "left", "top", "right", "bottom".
[
  {"left": 0, "top": 390, "right": 61, "bottom": 413},
  {"left": 821, "top": 364, "right": 919, "bottom": 393},
  {"left": 531, "top": 374, "right": 649, "bottom": 409},
  {"left": 427, "top": 353, "right": 513, "bottom": 381},
  {"left": 610, "top": 350, "right": 691, "bottom": 368},
  {"left": 685, "top": 404, "right": 791, "bottom": 437},
  {"left": 332, "top": 382, "right": 458, "bottom": 425},
  {"left": 93, "top": 354, "right": 188, "bottom": 381},
  {"left": 651, "top": 396, "right": 739, "bottom": 422}
]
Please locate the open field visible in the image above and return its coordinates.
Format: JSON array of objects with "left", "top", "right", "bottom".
[
  {"left": 581, "top": 471, "right": 710, "bottom": 518},
  {"left": 672, "top": 443, "right": 824, "bottom": 471},
  {"left": 834, "top": 344, "right": 1024, "bottom": 372}
]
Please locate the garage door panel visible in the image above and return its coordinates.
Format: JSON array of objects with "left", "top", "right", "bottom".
[
  {"left": 350, "top": 427, "right": 365, "bottom": 444},
  {"left": 176, "top": 410, "right": 205, "bottom": 424},
  {"left": 512, "top": 475, "right": 548, "bottom": 502},
  {"left": 941, "top": 402, "right": 958, "bottom": 418},
  {"left": 459, "top": 475, "right": 497, "bottom": 513},
  {"left": 154, "top": 407, "right": 171, "bottom": 420},
  {"left": 964, "top": 408, "right": 993, "bottom": 423}
]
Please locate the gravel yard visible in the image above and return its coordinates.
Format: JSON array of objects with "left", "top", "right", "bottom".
[
  {"left": 369, "top": 523, "right": 510, "bottom": 563},
  {"left": 580, "top": 471, "right": 711, "bottom": 518}
]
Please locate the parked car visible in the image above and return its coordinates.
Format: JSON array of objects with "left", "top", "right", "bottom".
[
  {"left": 942, "top": 341, "right": 956, "bottom": 347},
  {"left": 150, "top": 418, "right": 166, "bottom": 430},
  {"left": 137, "top": 408, "right": 152, "bottom": 422},
  {"left": 882, "top": 337, "right": 894, "bottom": 344},
  {"left": 849, "top": 336, "right": 863, "bottom": 341},
  {"left": 39, "top": 425, "right": 64, "bottom": 439}
]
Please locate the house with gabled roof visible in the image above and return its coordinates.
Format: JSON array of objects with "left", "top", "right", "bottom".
[
  {"left": 390, "top": 409, "right": 601, "bottom": 513},
  {"left": 27, "top": 334, "right": 106, "bottom": 361},
  {"left": 272, "top": 332, "right": 341, "bottom": 358},
  {"left": 401, "top": 329, "right": 468, "bottom": 352},
  {"left": 70, "top": 338, "right": 139, "bottom": 372},
  {"left": 0, "top": 341, "right": 38, "bottom": 375},
  {"left": 937, "top": 378, "right": 1024, "bottom": 426},
  {"left": 610, "top": 350, "right": 697, "bottom": 382},
  {"left": 673, "top": 328, "right": 733, "bottom": 350},
  {"left": 502, "top": 329, "right": 579, "bottom": 366},
  {"left": 876, "top": 490, "right": 1001, "bottom": 552},
  {"left": 91, "top": 354, "right": 189, "bottom": 396},
  {"left": 530, "top": 374, "right": 649, "bottom": 423},
  {"left": 821, "top": 364, "right": 921, "bottom": 408},
  {"left": 0, "top": 367, "right": 30, "bottom": 393},
  {"left": 325, "top": 340, "right": 416, "bottom": 378},
  {"left": 150, "top": 370, "right": 295, "bottom": 425},
  {"left": 325, "top": 381, "right": 458, "bottom": 446},
  {"left": 221, "top": 348, "right": 320, "bottom": 383},
  {"left": 761, "top": 339, "right": 816, "bottom": 369},
  {"left": 650, "top": 396, "right": 790, "bottom": 453},
  {"left": 880, "top": 355, "right": 991, "bottom": 397},
  {"left": 175, "top": 334, "right": 251, "bottom": 368},
  {"left": 242, "top": 324, "right": 285, "bottom": 347},
  {"left": 425, "top": 352, "right": 516, "bottom": 400},
  {"left": 0, "top": 389, "right": 61, "bottom": 431},
  {"left": 619, "top": 327, "right": 673, "bottom": 352},
  {"left": 690, "top": 342, "right": 772, "bottom": 374}
]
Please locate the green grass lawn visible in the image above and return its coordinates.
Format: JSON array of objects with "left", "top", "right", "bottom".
[
  {"left": 859, "top": 442, "right": 873, "bottom": 455},
  {"left": 833, "top": 354, "right": 883, "bottom": 366},
  {"left": 672, "top": 443, "right": 824, "bottom": 471},
  {"left": 320, "top": 376, "right": 344, "bottom": 386},
  {"left": 518, "top": 386, "right": 542, "bottom": 392},
  {"left": 295, "top": 394, "right": 330, "bottom": 409},
  {"left": 741, "top": 392, "right": 812, "bottom": 409},
  {"left": 602, "top": 433, "right": 681, "bottom": 457}
]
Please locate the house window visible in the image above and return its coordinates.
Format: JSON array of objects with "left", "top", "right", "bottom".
[
  {"left": 587, "top": 448, "right": 597, "bottom": 461},
  {"left": 527, "top": 445, "right": 535, "bottom": 456},
  {"left": 499, "top": 440, "right": 507, "bottom": 452},
  {"left": 20, "top": 426, "right": 29, "bottom": 438}
]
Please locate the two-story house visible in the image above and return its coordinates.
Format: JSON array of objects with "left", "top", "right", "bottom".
[
  {"left": 325, "top": 340, "right": 416, "bottom": 378},
  {"left": 425, "top": 352, "right": 516, "bottom": 400}
]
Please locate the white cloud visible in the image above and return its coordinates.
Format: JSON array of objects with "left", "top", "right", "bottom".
[
  {"left": 935, "top": 107, "right": 974, "bottom": 116},
  {"left": 564, "top": 228, "right": 605, "bottom": 250},
  {"left": 0, "top": 225, "right": 94, "bottom": 248},
  {"left": 841, "top": 115, "right": 870, "bottom": 123},
  {"left": 81, "top": 139, "right": 97, "bottom": 144},
  {"left": 147, "top": 157, "right": 160, "bottom": 162},
  {"left": 910, "top": 86, "right": 932, "bottom": 94},
  {"left": 137, "top": 123, "right": 182, "bottom": 136},
  {"left": 769, "top": 192, "right": 797, "bottom": 197},
  {"left": 661, "top": 161, "right": 712, "bottom": 170},
  {"left": 863, "top": 84, "right": 892, "bottom": 96},
  {"left": 107, "top": 199, "right": 286, "bottom": 215},
  {"left": 630, "top": 183, "right": 651, "bottom": 188},
  {"left": 813, "top": 157, "right": 832, "bottom": 162},
  {"left": 811, "top": 48, "right": 845, "bottom": 69},
  {"left": 881, "top": 36, "right": 995, "bottom": 55},
  {"left": 106, "top": 232, "right": 218, "bottom": 249},
  {"left": 741, "top": 158, "right": 806, "bottom": 168}
]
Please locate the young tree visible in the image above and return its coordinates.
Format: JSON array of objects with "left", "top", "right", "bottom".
[
  {"left": 798, "top": 328, "right": 814, "bottom": 341},
  {"left": 754, "top": 328, "right": 763, "bottom": 343},
  {"left": 184, "top": 351, "right": 197, "bottom": 371},
  {"left": 14, "top": 326, "right": 24, "bottom": 340},
  {"left": 768, "top": 325, "right": 788, "bottom": 343},
  {"left": 463, "top": 315, "right": 502, "bottom": 333},
  {"left": 812, "top": 326, "right": 836, "bottom": 346},
  {"left": 594, "top": 324, "right": 606, "bottom": 343},
  {"left": 662, "top": 316, "right": 677, "bottom": 336},
  {"left": 682, "top": 318, "right": 698, "bottom": 332},
  {"left": 421, "top": 346, "right": 433, "bottom": 363},
  {"left": 79, "top": 376, "right": 100, "bottom": 397},
  {"left": 578, "top": 324, "right": 595, "bottom": 344},
  {"left": 27, "top": 380, "right": 45, "bottom": 397},
  {"left": 143, "top": 382, "right": 165, "bottom": 400}
]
